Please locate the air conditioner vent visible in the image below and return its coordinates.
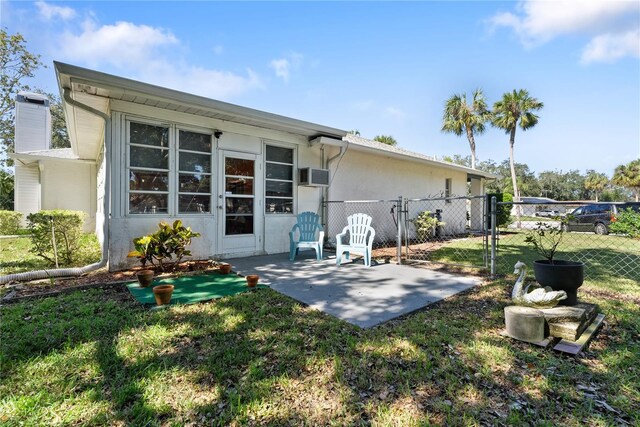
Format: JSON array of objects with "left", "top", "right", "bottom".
[{"left": 299, "top": 168, "right": 329, "bottom": 187}]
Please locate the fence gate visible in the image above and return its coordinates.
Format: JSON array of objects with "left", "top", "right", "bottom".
[{"left": 403, "top": 195, "right": 489, "bottom": 269}]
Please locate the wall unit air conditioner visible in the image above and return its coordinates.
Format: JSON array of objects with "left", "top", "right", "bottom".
[{"left": 299, "top": 168, "right": 329, "bottom": 187}]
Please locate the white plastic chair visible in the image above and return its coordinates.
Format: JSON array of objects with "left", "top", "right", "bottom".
[
  {"left": 289, "top": 211, "right": 324, "bottom": 261},
  {"left": 336, "top": 213, "right": 376, "bottom": 267}
]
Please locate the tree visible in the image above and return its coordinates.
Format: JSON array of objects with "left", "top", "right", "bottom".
[
  {"left": 442, "top": 154, "right": 472, "bottom": 168},
  {"left": 612, "top": 159, "right": 640, "bottom": 202},
  {"left": 538, "top": 169, "right": 587, "bottom": 201},
  {"left": 479, "top": 159, "right": 540, "bottom": 196},
  {"left": 373, "top": 135, "right": 398, "bottom": 146},
  {"left": 41, "top": 92, "right": 70, "bottom": 149},
  {"left": 348, "top": 130, "right": 361, "bottom": 136},
  {"left": 441, "top": 89, "right": 490, "bottom": 169},
  {"left": 1, "top": 30, "right": 44, "bottom": 167},
  {"left": 584, "top": 170, "right": 609, "bottom": 202},
  {"left": 0, "top": 168, "right": 14, "bottom": 210},
  {"left": 491, "top": 89, "right": 543, "bottom": 224}
]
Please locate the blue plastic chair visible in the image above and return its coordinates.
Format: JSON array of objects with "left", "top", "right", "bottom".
[
  {"left": 289, "top": 211, "right": 325, "bottom": 261},
  {"left": 336, "top": 213, "right": 376, "bottom": 267}
]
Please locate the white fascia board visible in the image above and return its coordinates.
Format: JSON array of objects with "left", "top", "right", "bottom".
[
  {"left": 10, "top": 152, "right": 94, "bottom": 165},
  {"left": 54, "top": 61, "right": 347, "bottom": 140}
]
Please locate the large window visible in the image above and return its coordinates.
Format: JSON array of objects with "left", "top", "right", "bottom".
[
  {"left": 178, "top": 130, "right": 212, "bottom": 213},
  {"left": 128, "top": 122, "right": 170, "bottom": 214},
  {"left": 265, "top": 145, "right": 294, "bottom": 214},
  {"left": 127, "top": 120, "right": 213, "bottom": 215}
]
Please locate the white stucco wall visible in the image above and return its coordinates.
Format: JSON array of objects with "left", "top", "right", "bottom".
[
  {"left": 326, "top": 148, "right": 473, "bottom": 243},
  {"left": 41, "top": 160, "right": 96, "bottom": 232}
]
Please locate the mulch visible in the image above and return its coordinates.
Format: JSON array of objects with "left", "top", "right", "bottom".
[{"left": 0, "top": 260, "right": 224, "bottom": 304}]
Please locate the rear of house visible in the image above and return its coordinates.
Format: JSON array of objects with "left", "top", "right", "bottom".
[{"left": 52, "top": 62, "right": 493, "bottom": 271}]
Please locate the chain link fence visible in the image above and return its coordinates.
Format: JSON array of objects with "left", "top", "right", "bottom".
[
  {"left": 324, "top": 195, "right": 489, "bottom": 269},
  {"left": 492, "top": 201, "right": 640, "bottom": 281},
  {"left": 324, "top": 197, "right": 640, "bottom": 282}
]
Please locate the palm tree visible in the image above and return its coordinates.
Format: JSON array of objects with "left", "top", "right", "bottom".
[
  {"left": 491, "top": 89, "right": 544, "bottom": 206},
  {"left": 441, "top": 89, "right": 489, "bottom": 169},
  {"left": 584, "top": 171, "right": 609, "bottom": 202},
  {"left": 612, "top": 159, "right": 640, "bottom": 201},
  {"left": 373, "top": 135, "right": 398, "bottom": 146}
]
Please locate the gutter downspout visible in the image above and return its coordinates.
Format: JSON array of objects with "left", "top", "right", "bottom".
[
  {"left": 0, "top": 89, "right": 111, "bottom": 285},
  {"left": 321, "top": 141, "right": 347, "bottom": 237}
]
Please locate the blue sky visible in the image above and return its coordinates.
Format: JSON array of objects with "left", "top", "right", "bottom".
[{"left": 3, "top": 0, "right": 639, "bottom": 176}]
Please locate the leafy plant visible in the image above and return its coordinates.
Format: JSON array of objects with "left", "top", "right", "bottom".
[
  {"left": 127, "top": 220, "right": 201, "bottom": 271},
  {"left": 26, "top": 210, "right": 85, "bottom": 265},
  {"left": 609, "top": 208, "right": 640, "bottom": 239},
  {"left": 0, "top": 210, "right": 22, "bottom": 235},
  {"left": 524, "top": 218, "right": 567, "bottom": 263},
  {"left": 412, "top": 210, "right": 445, "bottom": 240}
]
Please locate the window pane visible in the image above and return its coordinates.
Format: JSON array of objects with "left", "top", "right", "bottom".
[
  {"left": 130, "top": 122, "right": 169, "bottom": 147},
  {"left": 130, "top": 146, "right": 169, "bottom": 169},
  {"left": 266, "top": 198, "right": 293, "bottom": 214},
  {"left": 226, "top": 216, "right": 253, "bottom": 235},
  {"left": 179, "top": 195, "right": 211, "bottom": 213},
  {"left": 266, "top": 163, "right": 293, "bottom": 180},
  {"left": 266, "top": 181, "right": 292, "bottom": 197},
  {"left": 129, "top": 193, "right": 168, "bottom": 214},
  {"left": 179, "top": 173, "right": 211, "bottom": 193},
  {"left": 225, "top": 158, "right": 254, "bottom": 176},
  {"left": 266, "top": 146, "right": 293, "bottom": 163},
  {"left": 130, "top": 170, "right": 168, "bottom": 191},
  {"left": 179, "top": 130, "right": 211, "bottom": 152},
  {"left": 225, "top": 197, "right": 253, "bottom": 214},
  {"left": 179, "top": 152, "right": 211, "bottom": 173},
  {"left": 225, "top": 177, "right": 253, "bottom": 195}
]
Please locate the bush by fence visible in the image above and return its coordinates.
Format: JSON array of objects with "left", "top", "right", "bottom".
[
  {"left": 27, "top": 210, "right": 85, "bottom": 265},
  {"left": 0, "top": 210, "right": 22, "bottom": 235}
]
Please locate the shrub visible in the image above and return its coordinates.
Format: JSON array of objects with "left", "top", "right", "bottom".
[
  {"left": 487, "top": 193, "right": 512, "bottom": 228},
  {"left": 609, "top": 208, "right": 640, "bottom": 239},
  {"left": 128, "top": 220, "right": 201, "bottom": 271},
  {"left": 0, "top": 210, "right": 22, "bottom": 235},
  {"left": 412, "top": 210, "right": 445, "bottom": 240},
  {"left": 27, "top": 210, "right": 85, "bottom": 265}
]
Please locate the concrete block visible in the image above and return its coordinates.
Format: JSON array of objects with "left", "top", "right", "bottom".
[{"left": 504, "top": 306, "right": 546, "bottom": 343}]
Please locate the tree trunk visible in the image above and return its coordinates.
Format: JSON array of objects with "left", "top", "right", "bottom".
[
  {"left": 466, "top": 127, "right": 476, "bottom": 169},
  {"left": 509, "top": 128, "right": 521, "bottom": 228}
]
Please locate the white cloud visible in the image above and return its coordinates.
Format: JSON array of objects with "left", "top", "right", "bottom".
[
  {"left": 54, "top": 18, "right": 263, "bottom": 99},
  {"left": 269, "top": 58, "right": 291, "bottom": 82},
  {"left": 581, "top": 29, "right": 640, "bottom": 64},
  {"left": 488, "top": 0, "right": 639, "bottom": 63},
  {"left": 269, "top": 52, "right": 304, "bottom": 82},
  {"left": 36, "top": 0, "right": 76, "bottom": 21}
]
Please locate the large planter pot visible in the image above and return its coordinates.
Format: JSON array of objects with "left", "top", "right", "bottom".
[
  {"left": 136, "top": 270, "right": 154, "bottom": 288},
  {"left": 219, "top": 263, "right": 232, "bottom": 274},
  {"left": 152, "top": 284, "right": 175, "bottom": 305},
  {"left": 532, "top": 260, "right": 584, "bottom": 306}
]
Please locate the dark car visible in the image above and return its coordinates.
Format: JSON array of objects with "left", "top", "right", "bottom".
[{"left": 565, "top": 203, "right": 640, "bottom": 235}]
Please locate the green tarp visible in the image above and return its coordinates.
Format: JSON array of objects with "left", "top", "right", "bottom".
[{"left": 126, "top": 272, "right": 266, "bottom": 305}]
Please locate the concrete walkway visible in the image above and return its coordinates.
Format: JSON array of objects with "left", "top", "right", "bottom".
[{"left": 228, "top": 252, "right": 481, "bottom": 329}]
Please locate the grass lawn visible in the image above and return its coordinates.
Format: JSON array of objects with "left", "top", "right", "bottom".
[
  {"left": 1, "top": 270, "right": 638, "bottom": 425},
  {"left": 0, "top": 235, "right": 101, "bottom": 275}
]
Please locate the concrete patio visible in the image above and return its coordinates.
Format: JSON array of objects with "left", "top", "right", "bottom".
[{"left": 228, "top": 252, "right": 481, "bottom": 328}]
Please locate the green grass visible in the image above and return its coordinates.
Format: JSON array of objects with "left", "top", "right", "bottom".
[
  {"left": 1, "top": 271, "right": 638, "bottom": 425},
  {"left": 0, "top": 234, "right": 101, "bottom": 274}
]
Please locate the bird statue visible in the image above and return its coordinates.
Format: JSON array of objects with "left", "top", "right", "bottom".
[{"left": 512, "top": 261, "right": 567, "bottom": 309}]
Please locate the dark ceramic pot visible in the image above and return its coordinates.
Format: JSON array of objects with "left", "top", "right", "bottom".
[
  {"left": 136, "top": 270, "right": 154, "bottom": 288},
  {"left": 532, "top": 260, "right": 584, "bottom": 305}
]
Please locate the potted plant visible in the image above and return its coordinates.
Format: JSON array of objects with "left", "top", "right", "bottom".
[
  {"left": 524, "top": 219, "right": 584, "bottom": 305},
  {"left": 218, "top": 262, "right": 232, "bottom": 274}
]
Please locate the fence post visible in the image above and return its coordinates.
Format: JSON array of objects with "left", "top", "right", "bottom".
[
  {"left": 490, "top": 196, "right": 497, "bottom": 279},
  {"left": 396, "top": 195, "right": 402, "bottom": 265}
]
